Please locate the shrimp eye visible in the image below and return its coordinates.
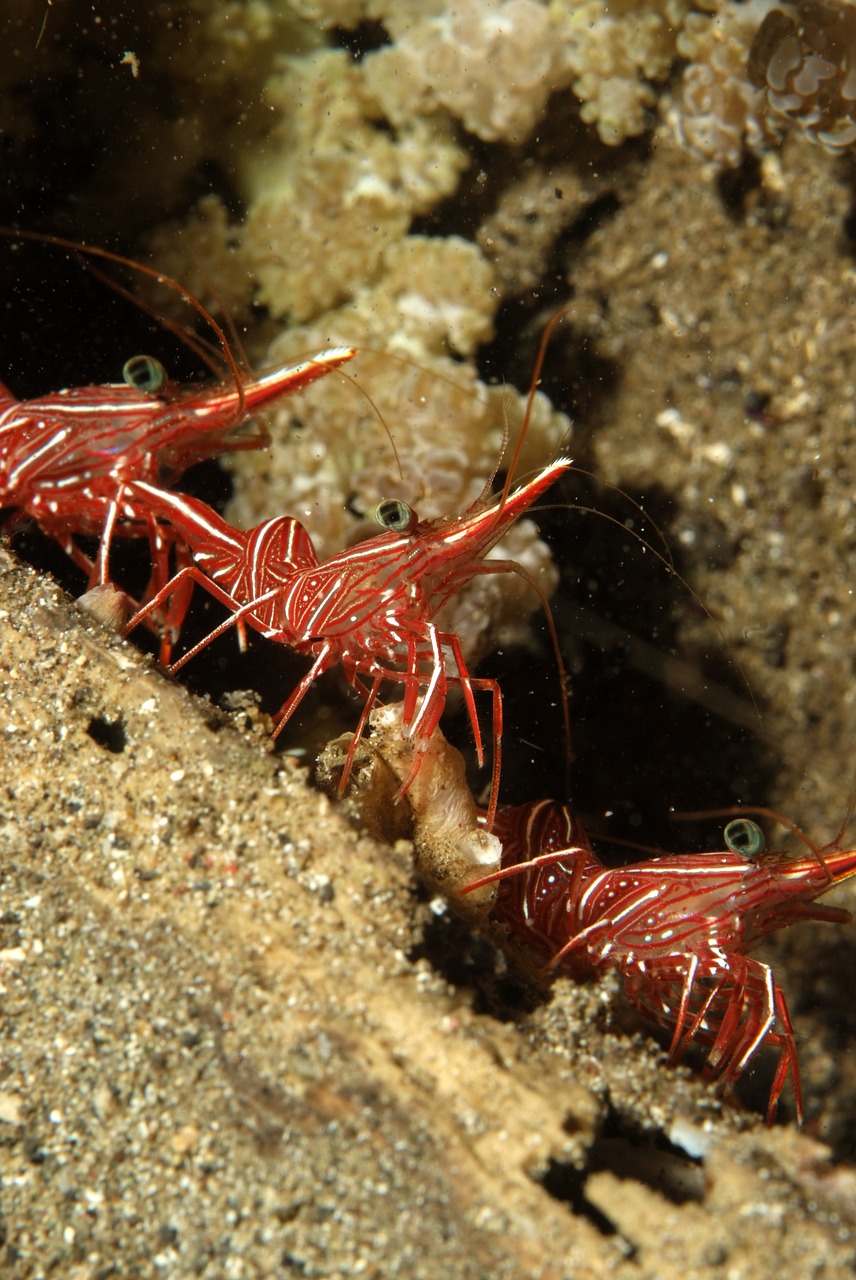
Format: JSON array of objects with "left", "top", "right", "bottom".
[
  {"left": 373, "top": 498, "right": 417, "bottom": 533},
  {"left": 724, "top": 818, "right": 765, "bottom": 859},
  {"left": 123, "top": 354, "right": 168, "bottom": 395}
]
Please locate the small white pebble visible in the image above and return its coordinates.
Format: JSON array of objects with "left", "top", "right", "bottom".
[{"left": 702, "top": 441, "right": 733, "bottom": 467}]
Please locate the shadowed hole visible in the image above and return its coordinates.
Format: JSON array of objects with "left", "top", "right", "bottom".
[
  {"left": 85, "top": 715, "right": 127, "bottom": 754},
  {"left": 538, "top": 1158, "right": 622, "bottom": 1241},
  {"left": 539, "top": 1107, "right": 704, "bottom": 1237}
]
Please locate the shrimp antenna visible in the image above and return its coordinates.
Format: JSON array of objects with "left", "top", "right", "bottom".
[
  {"left": 833, "top": 767, "right": 856, "bottom": 851},
  {"left": 0, "top": 227, "right": 246, "bottom": 413},
  {"left": 324, "top": 364, "right": 404, "bottom": 482},
  {"left": 499, "top": 304, "right": 569, "bottom": 509},
  {"left": 534, "top": 492, "right": 761, "bottom": 729},
  {"left": 306, "top": 342, "right": 513, "bottom": 489},
  {"left": 562, "top": 464, "right": 675, "bottom": 569},
  {"left": 180, "top": 249, "right": 253, "bottom": 376},
  {"left": 71, "top": 253, "right": 234, "bottom": 382}
]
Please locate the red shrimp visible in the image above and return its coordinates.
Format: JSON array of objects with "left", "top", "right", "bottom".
[
  {"left": 463, "top": 798, "right": 856, "bottom": 1124},
  {"left": 125, "top": 451, "right": 570, "bottom": 829},
  {"left": 0, "top": 230, "right": 355, "bottom": 659},
  {"left": 0, "top": 347, "right": 354, "bottom": 654},
  {"left": 125, "top": 311, "right": 574, "bottom": 826}
]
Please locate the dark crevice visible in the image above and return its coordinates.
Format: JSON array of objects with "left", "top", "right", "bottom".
[
  {"left": 330, "top": 21, "right": 391, "bottom": 61},
  {"left": 539, "top": 1104, "right": 704, "bottom": 1234},
  {"left": 716, "top": 153, "right": 764, "bottom": 218},
  {"left": 539, "top": 1111, "right": 701, "bottom": 1239},
  {"left": 407, "top": 893, "right": 542, "bottom": 1021},
  {"left": 85, "top": 715, "right": 127, "bottom": 754},
  {"left": 841, "top": 177, "right": 856, "bottom": 255},
  {"left": 586, "top": 1131, "right": 705, "bottom": 1206},
  {"left": 539, "top": 1158, "right": 623, "bottom": 1241}
]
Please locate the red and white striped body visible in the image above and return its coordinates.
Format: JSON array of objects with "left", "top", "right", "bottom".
[
  {"left": 467, "top": 798, "right": 856, "bottom": 1123},
  {"left": 0, "top": 349, "right": 355, "bottom": 659},
  {"left": 0, "top": 350, "right": 354, "bottom": 535},
  {"left": 127, "top": 456, "right": 572, "bottom": 825}
]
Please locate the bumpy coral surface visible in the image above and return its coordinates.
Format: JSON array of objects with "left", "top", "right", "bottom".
[
  {"left": 749, "top": 1, "right": 856, "bottom": 152},
  {"left": 293, "top": 0, "right": 698, "bottom": 147},
  {"left": 673, "top": 0, "right": 856, "bottom": 164},
  {"left": 240, "top": 48, "right": 468, "bottom": 322},
  {"left": 363, "top": 0, "right": 574, "bottom": 144},
  {"left": 555, "top": 0, "right": 692, "bottom": 145},
  {"left": 675, "top": 2, "right": 781, "bottom": 165}
]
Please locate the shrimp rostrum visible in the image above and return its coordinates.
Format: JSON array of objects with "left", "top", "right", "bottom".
[{"left": 464, "top": 799, "right": 856, "bottom": 1124}]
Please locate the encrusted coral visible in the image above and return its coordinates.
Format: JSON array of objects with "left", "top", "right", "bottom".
[
  {"left": 477, "top": 165, "right": 610, "bottom": 297},
  {"left": 749, "top": 1, "right": 856, "bottom": 152},
  {"left": 674, "top": 0, "right": 856, "bottom": 165},
  {"left": 362, "top": 0, "right": 573, "bottom": 145},
  {"left": 346, "top": 0, "right": 695, "bottom": 148},
  {"left": 148, "top": 0, "right": 808, "bottom": 334},
  {"left": 143, "top": 195, "right": 254, "bottom": 320},
  {"left": 147, "top": 47, "right": 468, "bottom": 324},
  {"left": 291, "top": 0, "right": 856, "bottom": 166},
  {"left": 237, "top": 48, "right": 468, "bottom": 323},
  {"left": 554, "top": 0, "right": 692, "bottom": 145},
  {"left": 674, "top": 2, "right": 780, "bottom": 166}
]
